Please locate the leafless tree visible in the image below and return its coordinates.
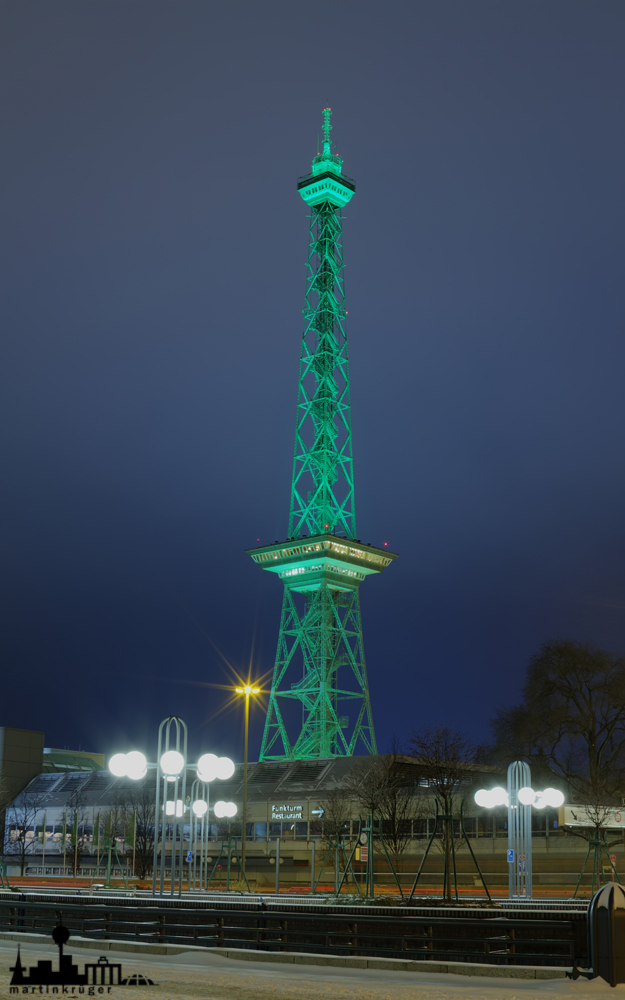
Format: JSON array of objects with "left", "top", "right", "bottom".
[
  {"left": 407, "top": 726, "right": 479, "bottom": 902},
  {"left": 4, "top": 789, "right": 44, "bottom": 876},
  {"left": 64, "top": 785, "right": 89, "bottom": 877},
  {"left": 491, "top": 640, "right": 625, "bottom": 806},
  {"left": 345, "top": 754, "right": 422, "bottom": 869},
  {"left": 0, "top": 777, "right": 14, "bottom": 854},
  {"left": 318, "top": 789, "right": 352, "bottom": 873},
  {"left": 122, "top": 779, "right": 156, "bottom": 880},
  {"left": 215, "top": 818, "right": 242, "bottom": 841}
]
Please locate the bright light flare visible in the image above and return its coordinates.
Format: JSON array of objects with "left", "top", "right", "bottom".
[
  {"left": 197, "top": 753, "right": 219, "bottom": 781},
  {"left": 518, "top": 787, "right": 536, "bottom": 806},
  {"left": 474, "top": 789, "right": 493, "bottom": 808},
  {"left": 109, "top": 754, "right": 128, "bottom": 777},
  {"left": 197, "top": 754, "right": 234, "bottom": 781},
  {"left": 164, "top": 800, "right": 184, "bottom": 817},
  {"left": 216, "top": 756, "right": 234, "bottom": 780},
  {"left": 160, "top": 750, "right": 185, "bottom": 775},
  {"left": 126, "top": 751, "right": 147, "bottom": 779},
  {"left": 214, "top": 800, "right": 237, "bottom": 818},
  {"left": 476, "top": 785, "right": 564, "bottom": 809},
  {"left": 474, "top": 787, "right": 508, "bottom": 808},
  {"left": 543, "top": 787, "right": 565, "bottom": 808},
  {"left": 192, "top": 800, "right": 208, "bottom": 817},
  {"left": 490, "top": 786, "right": 508, "bottom": 806},
  {"left": 108, "top": 751, "right": 147, "bottom": 780}
]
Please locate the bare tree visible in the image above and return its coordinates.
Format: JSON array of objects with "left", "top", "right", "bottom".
[
  {"left": 318, "top": 789, "right": 351, "bottom": 871},
  {"left": 491, "top": 639, "right": 625, "bottom": 805},
  {"left": 215, "top": 818, "right": 242, "bottom": 841},
  {"left": 345, "top": 754, "right": 422, "bottom": 869},
  {"left": 4, "top": 789, "right": 44, "bottom": 876},
  {"left": 0, "top": 777, "right": 14, "bottom": 856},
  {"left": 407, "top": 726, "right": 479, "bottom": 902},
  {"left": 64, "top": 785, "right": 89, "bottom": 877},
  {"left": 123, "top": 779, "right": 156, "bottom": 880}
]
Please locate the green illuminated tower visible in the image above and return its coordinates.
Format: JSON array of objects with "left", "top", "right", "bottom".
[{"left": 247, "top": 110, "right": 397, "bottom": 761}]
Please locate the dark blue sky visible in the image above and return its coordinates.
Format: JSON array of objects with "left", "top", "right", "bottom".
[{"left": 2, "top": 1, "right": 624, "bottom": 766}]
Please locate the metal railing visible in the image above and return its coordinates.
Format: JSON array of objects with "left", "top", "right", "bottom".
[{"left": 0, "top": 894, "right": 585, "bottom": 968}]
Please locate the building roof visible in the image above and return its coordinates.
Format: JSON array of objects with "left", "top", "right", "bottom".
[
  {"left": 41, "top": 749, "right": 104, "bottom": 774},
  {"left": 10, "top": 754, "right": 502, "bottom": 812}
]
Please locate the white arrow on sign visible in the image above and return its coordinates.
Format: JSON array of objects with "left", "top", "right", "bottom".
[{"left": 311, "top": 807, "right": 324, "bottom": 818}]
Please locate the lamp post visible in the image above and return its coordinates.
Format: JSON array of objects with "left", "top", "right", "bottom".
[
  {"left": 474, "top": 770, "right": 564, "bottom": 899},
  {"left": 108, "top": 716, "right": 236, "bottom": 898},
  {"left": 235, "top": 685, "right": 259, "bottom": 880},
  {"left": 190, "top": 753, "right": 235, "bottom": 890},
  {"left": 153, "top": 716, "right": 187, "bottom": 898}
]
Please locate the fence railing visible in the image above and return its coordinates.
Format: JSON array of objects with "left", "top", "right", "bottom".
[{"left": 0, "top": 895, "right": 585, "bottom": 968}]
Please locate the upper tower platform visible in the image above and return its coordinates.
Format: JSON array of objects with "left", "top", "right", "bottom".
[
  {"left": 246, "top": 533, "right": 397, "bottom": 593},
  {"left": 297, "top": 108, "right": 355, "bottom": 208}
]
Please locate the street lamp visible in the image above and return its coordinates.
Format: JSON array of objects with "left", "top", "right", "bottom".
[
  {"left": 109, "top": 719, "right": 239, "bottom": 897},
  {"left": 474, "top": 786, "right": 565, "bottom": 809},
  {"left": 189, "top": 754, "right": 235, "bottom": 891},
  {"left": 475, "top": 765, "right": 565, "bottom": 900},
  {"left": 235, "top": 685, "right": 260, "bottom": 879}
]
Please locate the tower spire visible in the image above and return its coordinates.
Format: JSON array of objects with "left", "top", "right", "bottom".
[
  {"left": 247, "top": 113, "right": 397, "bottom": 760},
  {"left": 322, "top": 107, "right": 332, "bottom": 155}
]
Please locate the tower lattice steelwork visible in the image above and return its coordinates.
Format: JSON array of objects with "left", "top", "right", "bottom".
[{"left": 247, "top": 110, "right": 397, "bottom": 761}]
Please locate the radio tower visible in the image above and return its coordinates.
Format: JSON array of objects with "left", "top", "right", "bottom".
[{"left": 247, "top": 110, "right": 397, "bottom": 761}]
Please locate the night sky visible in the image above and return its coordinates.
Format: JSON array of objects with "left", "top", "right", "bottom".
[{"left": 2, "top": 2, "right": 624, "bottom": 766}]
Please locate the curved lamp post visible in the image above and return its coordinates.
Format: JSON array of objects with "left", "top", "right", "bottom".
[
  {"left": 189, "top": 753, "right": 235, "bottom": 890},
  {"left": 110, "top": 720, "right": 238, "bottom": 898},
  {"left": 475, "top": 767, "right": 564, "bottom": 899}
]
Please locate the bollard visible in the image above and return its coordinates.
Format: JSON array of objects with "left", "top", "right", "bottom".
[{"left": 587, "top": 881, "right": 625, "bottom": 986}]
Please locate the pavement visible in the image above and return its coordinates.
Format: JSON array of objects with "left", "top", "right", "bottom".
[{"left": 1, "top": 937, "right": 624, "bottom": 1000}]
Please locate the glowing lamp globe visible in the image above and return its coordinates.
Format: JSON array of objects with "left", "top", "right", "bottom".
[
  {"left": 109, "top": 754, "right": 128, "bottom": 777},
  {"left": 126, "top": 751, "right": 147, "bottom": 780},
  {"left": 165, "top": 800, "right": 184, "bottom": 817},
  {"left": 160, "top": 750, "right": 185, "bottom": 776},
  {"left": 474, "top": 789, "right": 492, "bottom": 808},
  {"left": 192, "top": 800, "right": 208, "bottom": 817},
  {"left": 216, "top": 757, "right": 235, "bottom": 780},
  {"left": 543, "top": 788, "right": 565, "bottom": 808},
  {"left": 491, "top": 787, "right": 508, "bottom": 807},
  {"left": 533, "top": 792, "right": 547, "bottom": 809},
  {"left": 214, "top": 800, "right": 237, "bottom": 818},
  {"left": 197, "top": 753, "right": 219, "bottom": 782},
  {"left": 518, "top": 787, "right": 536, "bottom": 806}
]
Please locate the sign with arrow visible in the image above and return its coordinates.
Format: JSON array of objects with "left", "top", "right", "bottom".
[{"left": 311, "top": 807, "right": 324, "bottom": 818}]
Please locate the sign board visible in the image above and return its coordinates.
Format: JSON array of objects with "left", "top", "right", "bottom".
[
  {"left": 559, "top": 805, "right": 625, "bottom": 829},
  {"left": 271, "top": 804, "right": 303, "bottom": 821},
  {"left": 186, "top": 851, "right": 192, "bottom": 863},
  {"left": 507, "top": 849, "right": 514, "bottom": 863},
  {"left": 357, "top": 846, "right": 368, "bottom": 862}
]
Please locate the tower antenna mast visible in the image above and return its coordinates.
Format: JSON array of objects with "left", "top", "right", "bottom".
[{"left": 247, "top": 111, "right": 397, "bottom": 760}]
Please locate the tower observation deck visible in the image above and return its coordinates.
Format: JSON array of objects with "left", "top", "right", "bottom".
[{"left": 247, "top": 110, "right": 397, "bottom": 761}]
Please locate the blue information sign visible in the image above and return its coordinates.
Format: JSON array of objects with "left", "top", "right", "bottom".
[
  {"left": 507, "top": 849, "right": 514, "bottom": 863},
  {"left": 186, "top": 851, "right": 192, "bottom": 863}
]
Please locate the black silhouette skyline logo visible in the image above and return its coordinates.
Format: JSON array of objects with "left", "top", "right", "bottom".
[{"left": 10, "top": 924, "right": 155, "bottom": 993}]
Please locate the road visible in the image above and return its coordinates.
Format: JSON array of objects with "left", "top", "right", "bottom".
[{"left": 0, "top": 938, "right": 620, "bottom": 999}]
